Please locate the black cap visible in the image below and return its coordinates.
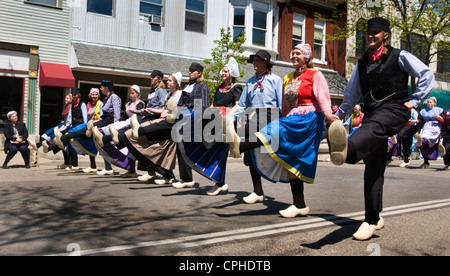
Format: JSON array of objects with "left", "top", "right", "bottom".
[
  {"left": 249, "top": 50, "right": 272, "bottom": 64},
  {"left": 70, "top": 88, "right": 80, "bottom": 95},
  {"left": 101, "top": 80, "right": 114, "bottom": 88},
  {"left": 150, "top": 70, "right": 164, "bottom": 78},
  {"left": 189, "top": 62, "right": 204, "bottom": 73},
  {"left": 367, "top": 17, "right": 390, "bottom": 33}
]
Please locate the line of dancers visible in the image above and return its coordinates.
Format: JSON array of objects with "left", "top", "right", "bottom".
[{"left": 24, "top": 17, "right": 444, "bottom": 242}]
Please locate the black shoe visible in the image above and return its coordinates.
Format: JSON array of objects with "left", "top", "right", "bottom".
[
  {"left": 2, "top": 163, "right": 8, "bottom": 169},
  {"left": 25, "top": 164, "right": 30, "bottom": 169}
]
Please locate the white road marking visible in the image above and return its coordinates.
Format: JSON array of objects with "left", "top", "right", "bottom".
[{"left": 47, "top": 198, "right": 450, "bottom": 256}]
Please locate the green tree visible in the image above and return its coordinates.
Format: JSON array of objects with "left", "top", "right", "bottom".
[
  {"left": 318, "top": 0, "right": 449, "bottom": 66},
  {"left": 203, "top": 27, "right": 247, "bottom": 103}
]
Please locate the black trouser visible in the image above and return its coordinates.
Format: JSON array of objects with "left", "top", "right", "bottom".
[
  {"left": 346, "top": 101, "right": 410, "bottom": 224},
  {"left": 240, "top": 108, "right": 278, "bottom": 196},
  {"left": 138, "top": 119, "right": 193, "bottom": 181},
  {"left": 4, "top": 143, "right": 30, "bottom": 166},
  {"left": 443, "top": 125, "right": 450, "bottom": 166},
  {"left": 397, "top": 124, "right": 419, "bottom": 162}
]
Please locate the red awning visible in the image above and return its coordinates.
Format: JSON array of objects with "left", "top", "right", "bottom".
[{"left": 39, "top": 62, "right": 75, "bottom": 88}]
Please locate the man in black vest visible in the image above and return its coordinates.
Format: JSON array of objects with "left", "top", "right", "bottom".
[
  {"left": 65, "top": 88, "right": 88, "bottom": 170},
  {"left": 327, "top": 17, "right": 435, "bottom": 240}
]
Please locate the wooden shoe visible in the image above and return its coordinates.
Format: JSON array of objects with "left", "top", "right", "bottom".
[
  {"left": 439, "top": 139, "right": 446, "bottom": 156},
  {"left": 42, "top": 140, "right": 49, "bottom": 153},
  {"left": 120, "top": 172, "right": 138, "bottom": 178},
  {"left": 154, "top": 177, "right": 174, "bottom": 185},
  {"left": 172, "top": 180, "right": 195, "bottom": 189},
  {"left": 138, "top": 173, "right": 154, "bottom": 182},
  {"left": 82, "top": 167, "right": 98, "bottom": 173},
  {"left": 92, "top": 126, "right": 104, "bottom": 147},
  {"left": 279, "top": 205, "right": 310, "bottom": 218},
  {"left": 165, "top": 97, "right": 179, "bottom": 124},
  {"left": 86, "top": 120, "right": 94, "bottom": 137},
  {"left": 353, "top": 217, "right": 384, "bottom": 240},
  {"left": 243, "top": 192, "right": 264, "bottom": 204},
  {"left": 28, "top": 139, "right": 38, "bottom": 151},
  {"left": 414, "top": 133, "right": 422, "bottom": 147},
  {"left": 328, "top": 120, "right": 347, "bottom": 166},
  {"left": 65, "top": 166, "right": 79, "bottom": 171},
  {"left": 206, "top": 184, "right": 229, "bottom": 196},
  {"left": 110, "top": 124, "right": 120, "bottom": 145},
  {"left": 130, "top": 114, "right": 140, "bottom": 139},
  {"left": 97, "top": 169, "right": 114, "bottom": 176},
  {"left": 223, "top": 114, "right": 241, "bottom": 158},
  {"left": 353, "top": 222, "right": 376, "bottom": 240},
  {"left": 53, "top": 128, "right": 65, "bottom": 149}
]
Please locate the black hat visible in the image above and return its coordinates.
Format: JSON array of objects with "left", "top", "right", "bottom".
[
  {"left": 101, "top": 80, "right": 114, "bottom": 88},
  {"left": 249, "top": 50, "right": 272, "bottom": 64},
  {"left": 189, "top": 62, "right": 204, "bottom": 73},
  {"left": 150, "top": 70, "right": 164, "bottom": 78},
  {"left": 70, "top": 88, "right": 80, "bottom": 95},
  {"left": 367, "top": 17, "right": 390, "bottom": 33}
]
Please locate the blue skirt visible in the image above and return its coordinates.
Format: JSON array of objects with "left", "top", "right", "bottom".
[
  {"left": 251, "top": 111, "right": 324, "bottom": 184},
  {"left": 68, "top": 123, "right": 98, "bottom": 157},
  {"left": 95, "top": 127, "right": 136, "bottom": 172},
  {"left": 176, "top": 109, "right": 229, "bottom": 184}
]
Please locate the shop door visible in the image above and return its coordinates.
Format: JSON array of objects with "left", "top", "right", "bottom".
[
  {"left": 0, "top": 76, "right": 24, "bottom": 133},
  {"left": 40, "top": 86, "right": 64, "bottom": 134}
]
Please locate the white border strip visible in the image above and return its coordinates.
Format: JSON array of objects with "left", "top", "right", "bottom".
[{"left": 47, "top": 198, "right": 450, "bottom": 256}]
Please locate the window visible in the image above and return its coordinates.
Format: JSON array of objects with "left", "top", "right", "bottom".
[
  {"left": 292, "top": 14, "right": 305, "bottom": 49},
  {"left": 253, "top": 10, "right": 267, "bottom": 47},
  {"left": 140, "top": 0, "right": 163, "bottom": 17},
  {"left": 437, "top": 45, "right": 449, "bottom": 74},
  {"left": 314, "top": 20, "right": 326, "bottom": 62},
  {"left": 401, "top": 33, "right": 427, "bottom": 64},
  {"left": 233, "top": 7, "right": 246, "bottom": 42},
  {"left": 26, "top": 0, "right": 59, "bottom": 7},
  {"left": 231, "top": 0, "right": 276, "bottom": 50},
  {"left": 87, "top": 0, "right": 114, "bottom": 17},
  {"left": 185, "top": 0, "right": 206, "bottom": 33}
]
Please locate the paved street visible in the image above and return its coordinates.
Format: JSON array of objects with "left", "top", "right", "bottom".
[{"left": 0, "top": 150, "right": 449, "bottom": 257}]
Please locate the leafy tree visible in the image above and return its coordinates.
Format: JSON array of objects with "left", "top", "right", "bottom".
[
  {"left": 203, "top": 27, "right": 247, "bottom": 103},
  {"left": 317, "top": 0, "right": 449, "bottom": 65},
  {"left": 317, "top": 0, "right": 449, "bottom": 90}
]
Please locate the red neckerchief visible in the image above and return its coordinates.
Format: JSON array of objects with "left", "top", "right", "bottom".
[
  {"left": 219, "top": 82, "right": 235, "bottom": 93},
  {"left": 368, "top": 45, "right": 384, "bottom": 61},
  {"left": 72, "top": 98, "right": 80, "bottom": 108},
  {"left": 254, "top": 71, "right": 268, "bottom": 92}
]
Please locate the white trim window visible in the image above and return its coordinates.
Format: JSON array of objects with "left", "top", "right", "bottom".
[
  {"left": 140, "top": 0, "right": 163, "bottom": 16},
  {"left": 230, "top": 0, "right": 278, "bottom": 52},
  {"left": 314, "top": 19, "right": 326, "bottom": 64},
  {"left": 252, "top": 10, "right": 267, "bottom": 47},
  {"left": 292, "top": 14, "right": 306, "bottom": 49},
  {"left": 185, "top": 0, "right": 207, "bottom": 33},
  {"left": 233, "top": 6, "right": 246, "bottom": 42},
  {"left": 87, "top": 0, "right": 115, "bottom": 17},
  {"left": 25, "top": 0, "right": 61, "bottom": 8},
  {"left": 140, "top": 0, "right": 164, "bottom": 25}
]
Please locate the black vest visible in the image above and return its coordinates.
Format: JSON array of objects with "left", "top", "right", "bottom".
[
  {"left": 358, "top": 46, "right": 409, "bottom": 109},
  {"left": 71, "top": 101, "right": 84, "bottom": 127}
]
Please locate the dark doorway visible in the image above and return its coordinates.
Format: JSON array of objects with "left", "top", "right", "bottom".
[
  {"left": 40, "top": 86, "right": 64, "bottom": 134},
  {"left": 0, "top": 76, "right": 24, "bottom": 133}
]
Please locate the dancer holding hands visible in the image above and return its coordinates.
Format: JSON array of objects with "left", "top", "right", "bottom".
[{"left": 328, "top": 17, "right": 434, "bottom": 240}]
